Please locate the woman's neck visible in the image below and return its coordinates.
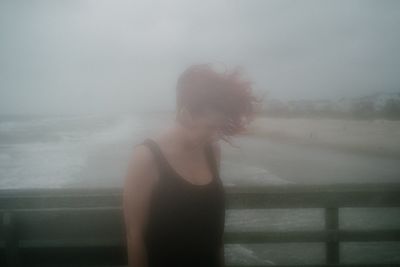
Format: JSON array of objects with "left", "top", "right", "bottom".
[{"left": 164, "top": 121, "right": 207, "bottom": 153}]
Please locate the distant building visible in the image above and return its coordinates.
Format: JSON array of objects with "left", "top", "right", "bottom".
[{"left": 260, "top": 91, "right": 400, "bottom": 118}]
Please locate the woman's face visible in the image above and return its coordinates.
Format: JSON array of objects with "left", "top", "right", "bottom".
[{"left": 184, "top": 108, "right": 228, "bottom": 143}]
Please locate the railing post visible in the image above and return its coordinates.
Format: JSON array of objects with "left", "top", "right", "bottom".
[
  {"left": 325, "top": 207, "right": 339, "bottom": 264},
  {"left": 3, "top": 211, "right": 20, "bottom": 267}
]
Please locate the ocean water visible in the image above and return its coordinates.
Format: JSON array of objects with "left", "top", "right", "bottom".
[
  {"left": 0, "top": 113, "right": 399, "bottom": 265},
  {"left": 0, "top": 113, "right": 154, "bottom": 188}
]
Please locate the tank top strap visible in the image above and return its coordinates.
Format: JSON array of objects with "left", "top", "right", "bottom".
[
  {"left": 140, "top": 138, "right": 170, "bottom": 176},
  {"left": 205, "top": 142, "right": 219, "bottom": 179}
]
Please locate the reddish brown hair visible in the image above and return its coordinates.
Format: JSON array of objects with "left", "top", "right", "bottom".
[{"left": 176, "top": 63, "right": 262, "bottom": 141}]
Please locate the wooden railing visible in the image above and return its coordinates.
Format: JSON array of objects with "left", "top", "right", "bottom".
[{"left": 1, "top": 184, "right": 400, "bottom": 266}]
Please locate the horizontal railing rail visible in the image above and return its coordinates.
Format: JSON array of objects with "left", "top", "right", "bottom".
[{"left": 1, "top": 183, "right": 399, "bottom": 266}]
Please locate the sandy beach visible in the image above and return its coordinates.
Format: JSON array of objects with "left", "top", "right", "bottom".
[{"left": 246, "top": 117, "right": 400, "bottom": 159}]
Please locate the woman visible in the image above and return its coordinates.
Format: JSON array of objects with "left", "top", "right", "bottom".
[{"left": 122, "top": 63, "right": 260, "bottom": 267}]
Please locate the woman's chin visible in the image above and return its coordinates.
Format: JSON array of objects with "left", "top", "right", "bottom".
[{"left": 208, "top": 135, "right": 220, "bottom": 143}]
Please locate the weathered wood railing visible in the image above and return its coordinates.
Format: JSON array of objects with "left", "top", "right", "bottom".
[{"left": 1, "top": 184, "right": 399, "bottom": 266}]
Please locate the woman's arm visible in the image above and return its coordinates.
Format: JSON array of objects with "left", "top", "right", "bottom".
[{"left": 122, "top": 145, "right": 158, "bottom": 267}]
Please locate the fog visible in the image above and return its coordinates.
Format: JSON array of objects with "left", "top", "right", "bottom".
[
  {"left": 1, "top": 0, "right": 400, "bottom": 115},
  {"left": 1, "top": 2, "right": 400, "bottom": 266}
]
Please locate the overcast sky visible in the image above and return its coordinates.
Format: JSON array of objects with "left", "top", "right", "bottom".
[{"left": 1, "top": 0, "right": 399, "bottom": 115}]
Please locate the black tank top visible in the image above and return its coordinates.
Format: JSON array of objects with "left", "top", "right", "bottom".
[{"left": 140, "top": 138, "right": 226, "bottom": 267}]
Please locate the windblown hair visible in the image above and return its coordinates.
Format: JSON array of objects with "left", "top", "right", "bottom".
[{"left": 176, "top": 63, "right": 263, "bottom": 143}]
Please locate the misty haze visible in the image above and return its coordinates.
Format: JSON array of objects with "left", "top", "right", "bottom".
[{"left": 1, "top": 1, "right": 399, "bottom": 266}]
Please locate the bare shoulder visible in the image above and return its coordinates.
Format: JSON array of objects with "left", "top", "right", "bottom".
[
  {"left": 131, "top": 143, "right": 155, "bottom": 167},
  {"left": 124, "top": 143, "right": 159, "bottom": 189}
]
